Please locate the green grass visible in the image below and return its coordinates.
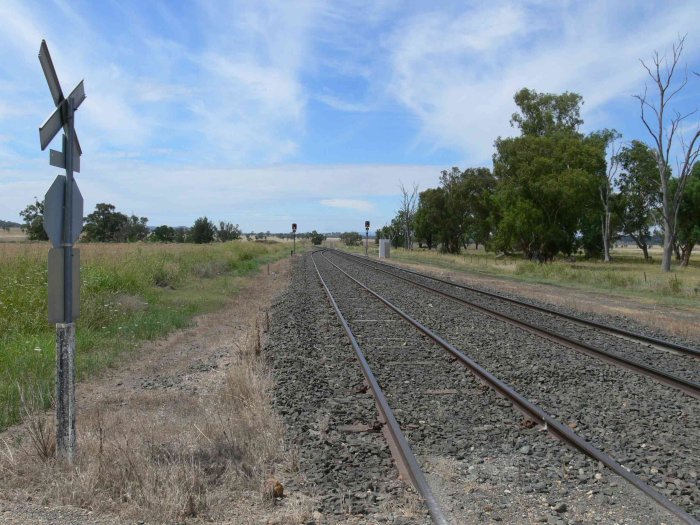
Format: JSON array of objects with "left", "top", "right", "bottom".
[
  {"left": 0, "top": 240, "right": 292, "bottom": 431},
  {"left": 335, "top": 242, "right": 700, "bottom": 308}
]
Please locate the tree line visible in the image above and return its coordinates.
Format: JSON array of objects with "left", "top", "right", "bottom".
[
  {"left": 19, "top": 200, "right": 332, "bottom": 246},
  {"left": 19, "top": 200, "right": 242, "bottom": 244},
  {"left": 379, "top": 38, "right": 700, "bottom": 271}
]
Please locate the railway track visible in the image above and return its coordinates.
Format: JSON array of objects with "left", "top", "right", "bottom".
[
  {"left": 310, "top": 249, "right": 699, "bottom": 524},
  {"left": 329, "top": 249, "right": 700, "bottom": 397},
  {"left": 335, "top": 250, "right": 700, "bottom": 359}
]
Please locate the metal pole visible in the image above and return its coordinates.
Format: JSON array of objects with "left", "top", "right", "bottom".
[
  {"left": 293, "top": 232, "right": 296, "bottom": 254},
  {"left": 365, "top": 229, "right": 369, "bottom": 257},
  {"left": 56, "top": 99, "right": 76, "bottom": 463}
]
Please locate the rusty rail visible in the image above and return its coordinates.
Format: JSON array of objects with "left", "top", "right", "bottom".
[
  {"left": 310, "top": 251, "right": 449, "bottom": 525},
  {"left": 339, "top": 250, "right": 700, "bottom": 358},
  {"left": 331, "top": 251, "right": 700, "bottom": 399},
  {"left": 319, "top": 251, "right": 698, "bottom": 525}
]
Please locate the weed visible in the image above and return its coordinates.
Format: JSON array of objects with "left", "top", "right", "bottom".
[{"left": 18, "top": 384, "right": 55, "bottom": 461}]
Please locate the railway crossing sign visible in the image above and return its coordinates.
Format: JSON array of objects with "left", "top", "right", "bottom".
[
  {"left": 37, "top": 39, "right": 86, "bottom": 463},
  {"left": 44, "top": 174, "right": 83, "bottom": 247}
]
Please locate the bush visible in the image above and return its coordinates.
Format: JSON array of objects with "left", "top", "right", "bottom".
[
  {"left": 191, "top": 217, "right": 217, "bottom": 244},
  {"left": 340, "top": 232, "right": 362, "bottom": 246}
]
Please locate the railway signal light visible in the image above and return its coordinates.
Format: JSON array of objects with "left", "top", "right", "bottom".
[{"left": 365, "top": 220, "right": 370, "bottom": 256}]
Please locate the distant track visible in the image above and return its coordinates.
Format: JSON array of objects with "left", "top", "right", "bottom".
[
  {"left": 337, "top": 250, "right": 700, "bottom": 358},
  {"left": 328, "top": 250, "right": 700, "bottom": 399}
]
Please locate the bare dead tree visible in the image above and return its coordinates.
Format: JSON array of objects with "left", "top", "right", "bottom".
[
  {"left": 399, "top": 182, "right": 419, "bottom": 250},
  {"left": 635, "top": 35, "right": 700, "bottom": 272},
  {"left": 601, "top": 133, "right": 621, "bottom": 262}
]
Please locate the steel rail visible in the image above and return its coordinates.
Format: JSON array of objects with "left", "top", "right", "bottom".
[
  {"left": 337, "top": 250, "right": 700, "bottom": 358},
  {"left": 329, "top": 251, "right": 700, "bottom": 399},
  {"left": 310, "top": 251, "right": 449, "bottom": 525},
  {"left": 318, "top": 251, "right": 698, "bottom": 525}
]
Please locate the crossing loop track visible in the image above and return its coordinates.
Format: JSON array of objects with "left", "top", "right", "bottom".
[
  {"left": 329, "top": 250, "right": 700, "bottom": 399},
  {"left": 337, "top": 250, "right": 700, "bottom": 358},
  {"left": 312, "top": 249, "right": 698, "bottom": 525}
]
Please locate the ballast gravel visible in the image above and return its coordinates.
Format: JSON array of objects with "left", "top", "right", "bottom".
[
  {"left": 264, "top": 255, "right": 431, "bottom": 524},
  {"left": 316, "top": 251, "right": 694, "bottom": 523},
  {"left": 344, "top": 254, "right": 700, "bottom": 383}
]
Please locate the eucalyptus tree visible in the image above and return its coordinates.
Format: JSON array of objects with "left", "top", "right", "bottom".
[
  {"left": 492, "top": 88, "right": 604, "bottom": 261},
  {"left": 635, "top": 35, "right": 700, "bottom": 271}
]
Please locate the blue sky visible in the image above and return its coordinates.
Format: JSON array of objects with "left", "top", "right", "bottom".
[{"left": 1, "top": 1, "right": 700, "bottom": 233}]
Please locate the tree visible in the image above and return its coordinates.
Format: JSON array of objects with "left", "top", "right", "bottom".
[
  {"left": 377, "top": 219, "right": 405, "bottom": 249},
  {"left": 310, "top": 230, "right": 325, "bottom": 245},
  {"left": 173, "top": 226, "right": 189, "bottom": 243},
  {"left": 414, "top": 188, "right": 446, "bottom": 250},
  {"left": 673, "top": 163, "right": 700, "bottom": 266},
  {"left": 616, "top": 141, "right": 661, "bottom": 260},
  {"left": 510, "top": 87, "right": 583, "bottom": 136},
  {"left": 19, "top": 198, "right": 49, "bottom": 241},
  {"left": 152, "top": 225, "right": 176, "bottom": 242},
  {"left": 398, "top": 182, "right": 419, "bottom": 249},
  {"left": 591, "top": 129, "right": 622, "bottom": 262},
  {"left": 217, "top": 222, "right": 241, "bottom": 242},
  {"left": 636, "top": 35, "right": 700, "bottom": 271},
  {"left": 492, "top": 89, "right": 604, "bottom": 261},
  {"left": 83, "top": 203, "right": 130, "bottom": 242},
  {"left": 191, "top": 217, "right": 217, "bottom": 244},
  {"left": 340, "top": 231, "right": 362, "bottom": 246},
  {"left": 438, "top": 167, "right": 496, "bottom": 252},
  {"left": 125, "top": 215, "right": 149, "bottom": 242}
]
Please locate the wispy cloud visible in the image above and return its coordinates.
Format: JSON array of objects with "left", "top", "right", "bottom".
[
  {"left": 2, "top": 1, "right": 700, "bottom": 232},
  {"left": 384, "top": 2, "right": 700, "bottom": 163},
  {"left": 315, "top": 93, "right": 371, "bottom": 113},
  {"left": 320, "top": 198, "right": 374, "bottom": 212}
]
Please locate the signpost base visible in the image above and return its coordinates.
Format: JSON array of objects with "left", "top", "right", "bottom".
[{"left": 55, "top": 322, "right": 76, "bottom": 463}]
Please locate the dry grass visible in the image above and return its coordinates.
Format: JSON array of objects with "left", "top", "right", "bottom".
[
  {"left": 0, "top": 256, "right": 321, "bottom": 524},
  {"left": 0, "top": 322, "right": 290, "bottom": 523}
]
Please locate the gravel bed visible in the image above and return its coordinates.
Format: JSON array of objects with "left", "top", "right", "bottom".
[
  {"left": 322, "top": 251, "right": 699, "bottom": 521},
  {"left": 264, "top": 255, "right": 431, "bottom": 524},
  {"left": 338, "top": 253, "right": 700, "bottom": 383},
  {"left": 376, "top": 255, "right": 700, "bottom": 350},
  {"left": 314, "top": 253, "right": 687, "bottom": 524}
]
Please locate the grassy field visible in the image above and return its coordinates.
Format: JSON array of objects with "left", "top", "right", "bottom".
[
  {"left": 335, "top": 242, "right": 700, "bottom": 309},
  {"left": 0, "top": 239, "right": 296, "bottom": 431}
]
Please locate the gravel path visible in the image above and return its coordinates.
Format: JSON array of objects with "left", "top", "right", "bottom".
[
  {"left": 317, "top": 251, "right": 697, "bottom": 522},
  {"left": 340, "top": 253, "right": 700, "bottom": 383}
]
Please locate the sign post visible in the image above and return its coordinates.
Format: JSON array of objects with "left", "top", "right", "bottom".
[
  {"left": 292, "top": 223, "right": 297, "bottom": 254},
  {"left": 37, "top": 40, "right": 85, "bottom": 463},
  {"left": 365, "top": 220, "right": 370, "bottom": 257}
]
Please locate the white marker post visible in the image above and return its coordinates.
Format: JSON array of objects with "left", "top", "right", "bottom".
[{"left": 38, "top": 40, "right": 85, "bottom": 463}]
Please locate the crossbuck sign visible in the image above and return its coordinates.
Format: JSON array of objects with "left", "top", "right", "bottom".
[{"left": 38, "top": 39, "right": 85, "bottom": 462}]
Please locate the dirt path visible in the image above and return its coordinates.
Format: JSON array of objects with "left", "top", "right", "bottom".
[{"left": 0, "top": 258, "right": 318, "bottom": 524}]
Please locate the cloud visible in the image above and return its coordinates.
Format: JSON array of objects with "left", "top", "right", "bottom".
[
  {"left": 384, "top": 2, "right": 700, "bottom": 163},
  {"left": 315, "top": 93, "right": 371, "bottom": 112},
  {"left": 0, "top": 0, "right": 318, "bottom": 164},
  {"left": 0, "top": 158, "right": 442, "bottom": 230},
  {"left": 320, "top": 198, "right": 374, "bottom": 212}
]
